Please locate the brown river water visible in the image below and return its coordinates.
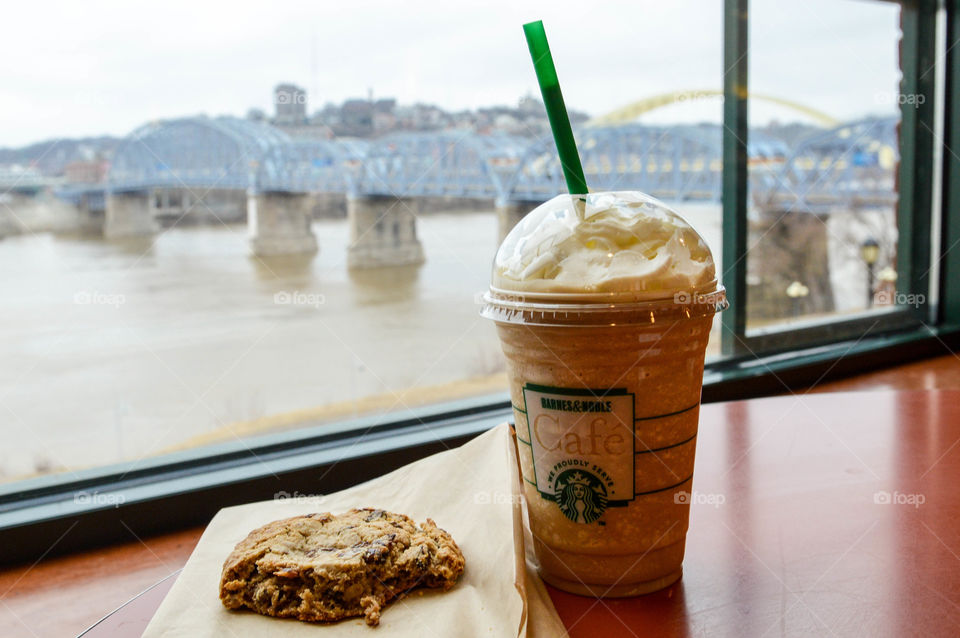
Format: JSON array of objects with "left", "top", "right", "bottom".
[{"left": 0, "top": 207, "right": 723, "bottom": 481}]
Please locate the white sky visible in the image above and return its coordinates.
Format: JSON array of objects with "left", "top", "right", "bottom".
[{"left": 0, "top": 0, "right": 902, "bottom": 147}]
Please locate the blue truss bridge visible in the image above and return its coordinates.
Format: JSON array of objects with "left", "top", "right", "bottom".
[
  {"left": 53, "top": 113, "right": 898, "bottom": 216},
  {"left": 30, "top": 92, "right": 900, "bottom": 260}
]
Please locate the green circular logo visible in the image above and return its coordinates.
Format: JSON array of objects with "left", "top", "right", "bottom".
[{"left": 553, "top": 468, "right": 608, "bottom": 524}]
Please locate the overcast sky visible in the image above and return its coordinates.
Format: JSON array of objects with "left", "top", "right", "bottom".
[{"left": 0, "top": 0, "right": 902, "bottom": 148}]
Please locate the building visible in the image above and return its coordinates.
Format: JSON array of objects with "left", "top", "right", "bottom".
[
  {"left": 63, "top": 159, "right": 109, "bottom": 184},
  {"left": 339, "top": 99, "right": 375, "bottom": 137},
  {"left": 273, "top": 84, "right": 308, "bottom": 126}
]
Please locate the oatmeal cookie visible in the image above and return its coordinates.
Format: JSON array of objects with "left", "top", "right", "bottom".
[{"left": 219, "top": 508, "right": 464, "bottom": 626}]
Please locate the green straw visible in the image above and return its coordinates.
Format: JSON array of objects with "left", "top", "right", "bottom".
[{"left": 523, "top": 20, "right": 589, "bottom": 195}]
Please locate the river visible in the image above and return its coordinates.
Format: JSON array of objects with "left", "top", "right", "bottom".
[{"left": 0, "top": 206, "right": 724, "bottom": 480}]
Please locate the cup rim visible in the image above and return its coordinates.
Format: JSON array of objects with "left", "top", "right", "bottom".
[{"left": 480, "top": 285, "right": 727, "bottom": 327}]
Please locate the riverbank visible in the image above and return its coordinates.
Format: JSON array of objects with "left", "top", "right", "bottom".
[{"left": 166, "top": 371, "right": 509, "bottom": 451}]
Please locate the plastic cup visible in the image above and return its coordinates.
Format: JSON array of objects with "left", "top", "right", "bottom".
[{"left": 481, "top": 193, "right": 726, "bottom": 597}]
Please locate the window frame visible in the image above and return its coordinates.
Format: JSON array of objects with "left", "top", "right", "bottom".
[
  {"left": 721, "top": 0, "right": 940, "bottom": 355},
  {"left": 2, "top": 0, "right": 958, "bottom": 565},
  {"left": 941, "top": 0, "right": 960, "bottom": 326}
]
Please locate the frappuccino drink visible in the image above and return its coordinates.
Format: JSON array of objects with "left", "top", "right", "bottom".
[{"left": 482, "top": 191, "right": 725, "bottom": 597}]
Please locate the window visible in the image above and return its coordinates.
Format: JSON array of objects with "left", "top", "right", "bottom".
[
  {"left": 0, "top": 2, "right": 724, "bottom": 486},
  {"left": 1, "top": 0, "right": 957, "bottom": 562},
  {"left": 719, "top": 0, "right": 943, "bottom": 356},
  {"left": 746, "top": 0, "right": 902, "bottom": 329}
]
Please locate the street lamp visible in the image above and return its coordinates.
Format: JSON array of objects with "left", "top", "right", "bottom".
[
  {"left": 877, "top": 266, "right": 898, "bottom": 305},
  {"left": 861, "top": 238, "right": 880, "bottom": 308},
  {"left": 786, "top": 280, "right": 810, "bottom": 318},
  {"left": 878, "top": 266, "right": 897, "bottom": 285}
]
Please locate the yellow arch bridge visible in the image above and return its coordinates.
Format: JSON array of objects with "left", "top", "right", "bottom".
[{"left": 586, "top": 90, "right": 840, "bottom": 128}]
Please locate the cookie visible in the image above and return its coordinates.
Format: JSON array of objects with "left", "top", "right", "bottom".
[{"left": 218, "top": 508, "right": 465, "bottom": 626}]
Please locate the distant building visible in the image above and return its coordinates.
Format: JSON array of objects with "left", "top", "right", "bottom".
[
  {"left": 373, "top": 98, "right": 396, "bottom": 114},
  {"left": 269, "top": 84, "right": 334, "bottom": 139},
  {"left": 518, "top": 95, "right": 544, "bottom": 115},
  {"left": 340, "top": 99, "right": 375, "bottom": 137},
  {"left": 396, "top": 103, "right": 447, "bottom": 131},
  {"left": 64, "top": 159, "right": 109, "bottom": 184},
  {"left": 254, "top": 86, "right": 587, "bottom": 139},
  {"left": 274, "top": 84, "right": 308, "bottom": 126},
  {"left": 372, "top": 98, "right": 397, "bottom": 133},
  {"left": 312, "top": 103, "right": 341, "bottom": 128},
  {"left": 246, "top": 108, "right": 267, "bottom": 123}
]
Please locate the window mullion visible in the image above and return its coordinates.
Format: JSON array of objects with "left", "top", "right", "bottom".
[
  {"left": 897, "top": 0, "right": 938, "bottom": 315},
  {"left": 721, "top": 0, "right": 750, "bottom": 355},
  {"left": 940, "top": 0, "right": 960, "bottom": 324}
]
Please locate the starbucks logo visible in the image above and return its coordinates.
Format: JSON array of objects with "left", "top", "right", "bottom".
[{"left": 553, "top": 469, "right": 608, "bottom": 524}]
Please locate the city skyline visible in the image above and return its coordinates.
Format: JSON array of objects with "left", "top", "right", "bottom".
[{"left": 1, "top": 0, "right": 901, "bottom": 147}]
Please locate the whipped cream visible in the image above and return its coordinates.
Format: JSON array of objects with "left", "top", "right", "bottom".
[{"left": 492, "top": 191, "right": 716, "bottom": 298}]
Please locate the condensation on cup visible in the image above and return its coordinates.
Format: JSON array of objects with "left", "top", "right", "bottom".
[{"left": 481, "top": 191, "right": 726, "bottom": 597}]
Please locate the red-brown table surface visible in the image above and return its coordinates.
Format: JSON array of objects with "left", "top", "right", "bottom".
[{"left": 79, "top": 390, "right": 960, "bottom": 637}]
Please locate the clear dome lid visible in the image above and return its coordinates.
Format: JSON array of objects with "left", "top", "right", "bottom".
[
  {"left": 482, "top": 191, "right": 726, "bottom": 326},
  {"left": 491, "top": 191, "right": 718, "bottom": 303}
]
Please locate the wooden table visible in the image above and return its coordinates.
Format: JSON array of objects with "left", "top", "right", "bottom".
[{"left": 56, "top": 390, "right": 960, "bottom": 636}]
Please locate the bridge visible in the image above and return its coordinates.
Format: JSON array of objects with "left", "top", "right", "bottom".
[
  {"left": 0, "top": 167, "right": 57, "bottom": 194},
  {"left": 47, "top": 108, "right": 899, "bottom": 263},
  {"left": 748, "top": 117, "right": 898, "bottom": 214},
  {"left": 586, "top": 90, "right": 841, "bottom": 127}
]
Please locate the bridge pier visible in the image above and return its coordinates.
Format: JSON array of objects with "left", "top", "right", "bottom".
[
  {"left": 74, "top": 194, "right": 104, "bottom": 234},
  {"left": 347, "top": 195, "right": 424, "bottom": 269},
  {"left": 104, "top": 191, "right": 157, "bottom": 238},
  {"left": 496, "top": 198, "right": 544, "bottom": 242},
  {"left": 248, "top": 191, "right": 318, "bottom": 256},
  {"left": 152, "top": 187, "right": 247, "bottom": 226}
]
